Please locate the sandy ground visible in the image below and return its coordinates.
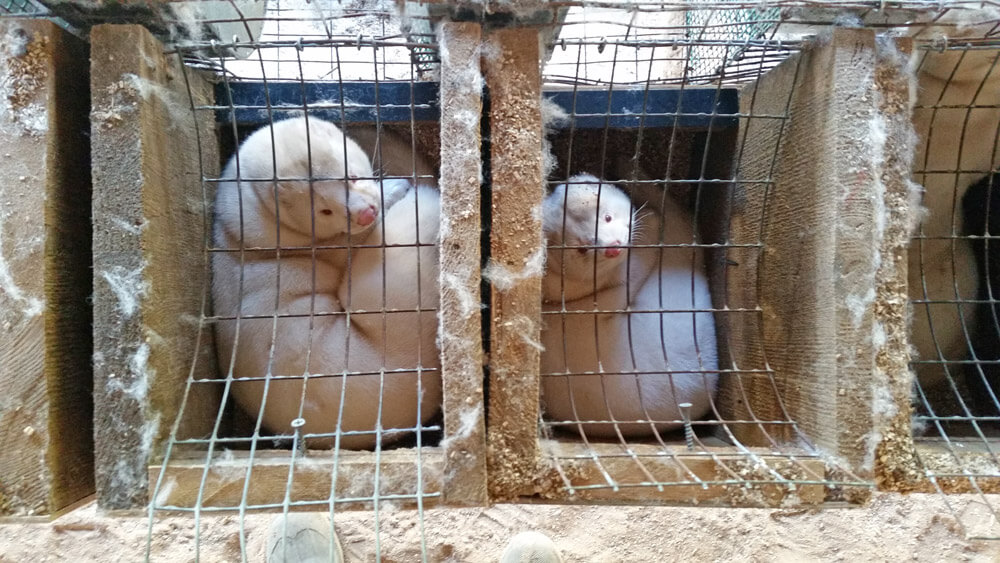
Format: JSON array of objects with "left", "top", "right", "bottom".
[{"left": 1, "top": 493, "right": 999, "bottom": 562}]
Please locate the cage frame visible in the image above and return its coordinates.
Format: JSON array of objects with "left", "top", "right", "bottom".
[
  {"left": 70, "top": 2, "right": 1000, "bottom": 521},
  {"left": 89, "top": 21, "right": 489, "bottom": 512}
]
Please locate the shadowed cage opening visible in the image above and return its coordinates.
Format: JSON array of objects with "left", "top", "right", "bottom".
[{"left": 905, "top": 24, "right": 1000, "bottom": 535}]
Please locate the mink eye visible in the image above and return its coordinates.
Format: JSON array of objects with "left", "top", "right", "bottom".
[
  {"left": 320, "top": 209, "right": 333, "bottom": 216},
  {"left": 604, "top": 214, "right": 612, "bottom": 223}
]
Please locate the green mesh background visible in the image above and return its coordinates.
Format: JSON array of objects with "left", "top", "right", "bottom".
[
  {"left": 686, "top": 3, "right": 780, "bottom": 78},
  {"left": 0, "top": 0, "right": 44, "bottom": 16}
]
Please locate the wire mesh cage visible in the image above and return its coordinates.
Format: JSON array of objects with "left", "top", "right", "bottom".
[
  {"left": 491, "top": 0, "right": 1000, "bottom": 538},
  {"left": 76, "top": 0, "right": 1000, "bottom": 524},
  {"left": 136, "top": 0, "right": 470, "bottom": 515},
  {"left": 6, "top": 0, "right": 1000, "bottom": 557},
  {"left": 685, "top": 2, "right": 781, "bottom": 79},
  {"left": 515, "top": 1, "right": 881, "bottom": 508},
  {"left": 901, "top": 6, "right": 1000, "bottom": 540},
  {"left": 64, "top": 0, "right": 478, "bottom": 557}
]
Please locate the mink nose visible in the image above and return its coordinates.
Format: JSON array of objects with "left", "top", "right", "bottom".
[
  {"left": 603, "top": 241, "right": 622, "bottom": 258},
  {"left": 356, "top": 204, "right": 378, "bottom": 227}
]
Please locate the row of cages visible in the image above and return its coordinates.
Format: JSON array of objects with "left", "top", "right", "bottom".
[{"left": 2, "top": 0, "right": 1000, "bottom": 548}]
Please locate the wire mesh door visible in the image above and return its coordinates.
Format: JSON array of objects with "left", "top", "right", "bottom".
[
  {"left": 106, "top": 1, "right": 487, "bottom": 560},
  {"left": 903, "top": 7, "right": 1000, "bottom": 540},
  {"left": 479, "top": 1, "right": 910, "bottom": 507}
]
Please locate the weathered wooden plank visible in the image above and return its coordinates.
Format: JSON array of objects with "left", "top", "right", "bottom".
[
  {"left": 150, "top": 449, "right": 445, "bottom": 511},
  {"left": 534, "top": 440, "right": 831, "bottom": 507},
  {"left": 438, "top": 21, "right": 489, "bottom": 506},
  {"left": 484, "top": 27, "right": 546, "bottom": 501},
  {"left": 90, "top": 24, "right": 220, "bottom": 509},
  {"left": 721, "top": 29, "right": 914, "bottom": 477},
  {"left": 0, "top": 19, "right": 93, "bottom": 516}
]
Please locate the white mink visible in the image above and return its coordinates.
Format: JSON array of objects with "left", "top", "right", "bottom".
[
  {"left": 212, "top": 116, "right": 441, "bottom": 449},
  {"left": 908, "top": 16, "right": 1000, "bottom": 391},
  {"left": 539, "top": 174, "right": 718, "bottom": 438},
  {"left": 348, "top": 126, "right": 438, "bottom": 208}
]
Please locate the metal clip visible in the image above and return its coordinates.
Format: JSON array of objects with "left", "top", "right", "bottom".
[
  {"left": 291, "top": 418, "right": 307, "bottom": 457},
  {"left": 678, "top": 403, "right": 694, "bottom": 451}
]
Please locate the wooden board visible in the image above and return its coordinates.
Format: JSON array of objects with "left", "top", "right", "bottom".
[
  {"left": 533, "top": 440, "right": 835, "bottom": 507},
  {"left": 484, "top": 27, "right": 546, "bottom": 501},
  {"left": 90, "top": 24, "right": 220, "bottom": 509},
  {"left": 437, "top": 22, "right": 489, "bottom": 506},
  {"left": 0, "top": 19, "right": 93, "bottom": 516},
  {"left": 150, "top": 448, "right": 445, "bottom": 511},
  {"left": 721, "top": 28, "right": 914, "bottom": 476},
  {"left": 911, "top": 441, "right": 1000, "bottom": 494}
]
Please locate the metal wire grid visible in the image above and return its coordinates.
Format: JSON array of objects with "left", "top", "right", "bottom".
[
  {"left": 686, "top": 2, "right": 781, "bottom": 78},
  {"left": 541, "top": 2, "right": 811, "bottom": 87},
  {"left": 907, "top": 30, "right": 1000, "bottom": 538},
  {"left": 143, "top": 5, "right": 443, "bottom": 560},
  {"left": 153, "top": 0, "right": 435, "bottom": 81},
  {"left": 543, "top": 2, "right": 1000, "bottom": 86},
  {"left": 107, "top": 0, "right": 999, "bottom": 553},
  {"left": 0, "top": 0, "right": 43, "bottom": 16},
  {"left": 536, "top": 22, "right": 870, "bottom": 501},
  {"left": 0, "top": 0, "right": 79, "bottom": 35}
]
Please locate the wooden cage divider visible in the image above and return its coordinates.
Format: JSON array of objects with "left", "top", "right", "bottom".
[
  {"left": 483, "top": 26, "right": 547, "bottom": 501},
  {"left": 720, "top": 28, "right": 916, "bottom": 480},
  {"left": 0, "top": 19, "right": 93, "bottom": 516},
  {"left": 437, "top": 21, "right": 489, "bottom": 506},
  {"left": 90, "top": 24, "right": 220, "bottom": 510}
]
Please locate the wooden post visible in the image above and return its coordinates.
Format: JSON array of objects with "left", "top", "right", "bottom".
[
  {"left": 90, "top": 24, "right": 219, "bottom": 509},
  {"left": 721, "top": 29, "right": 915, "bottom": 476},
  {"left": 438, "top": 22, "right": 489, "bottom": 506},
  {"left": 0, "top": 19, "right": 92, "bottom": 516},
  {"left": 484, "top": 27, "right": 546, "bottom": 501}
]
